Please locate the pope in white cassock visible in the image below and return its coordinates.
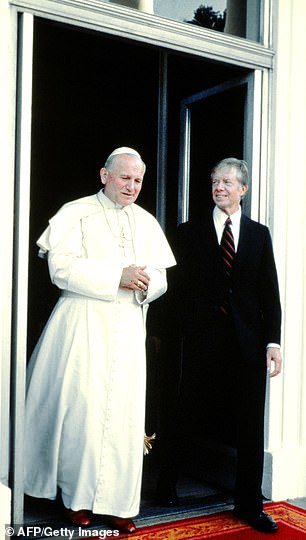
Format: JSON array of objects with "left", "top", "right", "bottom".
[{"left": 24, "top": 147, "right": 176, "bottom": 533}]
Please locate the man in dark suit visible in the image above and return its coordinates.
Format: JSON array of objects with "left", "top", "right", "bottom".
[{"left": 157, "top": 158, "right": 282, "bottom": 533}]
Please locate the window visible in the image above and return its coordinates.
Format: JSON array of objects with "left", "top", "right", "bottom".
[{"left": 106, "top": 0, "right": 262, "bottom": 42}]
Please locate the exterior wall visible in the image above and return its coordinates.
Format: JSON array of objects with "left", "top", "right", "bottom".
[
  {"left": 262, "top": 0, "right": 306, "bottom": 501},
  {"left": 109, "top": 0, "right": 153, "bottom": 13},
  {"left": 0, "top": 485, "right": 11, "bottom": 535}
]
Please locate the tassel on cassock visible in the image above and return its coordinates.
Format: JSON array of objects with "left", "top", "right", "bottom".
[{"left": 143, "top": 433, "right": 156, "bottom": 455}]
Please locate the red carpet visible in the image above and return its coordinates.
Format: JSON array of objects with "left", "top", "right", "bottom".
[{"left": 118, "top": 502, "right": 306, "bottom": 539}]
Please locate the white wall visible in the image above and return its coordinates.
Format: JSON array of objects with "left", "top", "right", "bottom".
[
  {"left": 0, "top": 484, "right": 11, "bottom": 537},
  {"left": 263, "top": 0, "right": 306, "bottom": 501}
]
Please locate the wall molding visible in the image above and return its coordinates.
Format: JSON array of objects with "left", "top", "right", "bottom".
[{"left": 10, "top": 0, "right": 274, "bottom": 69}]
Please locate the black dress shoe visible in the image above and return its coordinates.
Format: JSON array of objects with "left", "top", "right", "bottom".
[{"left": 233, "top": 509, "right": 278, "bottom": 533}]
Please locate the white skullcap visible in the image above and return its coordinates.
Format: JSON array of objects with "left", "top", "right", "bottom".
[{"left": 107, "top": 147, "right": 141, "bottom": 160}]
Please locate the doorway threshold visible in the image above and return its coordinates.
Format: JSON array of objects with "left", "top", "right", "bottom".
[{"left": 23, "top": 477, "right": 233, "bottom": 537}]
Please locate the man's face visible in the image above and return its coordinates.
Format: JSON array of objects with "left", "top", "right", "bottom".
[
  {"left": 211, "top": 166, "right": 248, "bottom": 215},
  {"left": 100, "top": 155, "right": 145, "bottom": 206}
]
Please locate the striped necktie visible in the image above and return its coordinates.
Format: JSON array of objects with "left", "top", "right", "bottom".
[{"left": 220, "top": 217, "right": 235, "bottom": 275}]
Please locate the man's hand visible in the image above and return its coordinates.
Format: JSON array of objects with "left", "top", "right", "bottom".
[
  {"left": 266, "top": 347, "right": 282, "bottom": 377},
  {"left": 120, "top": 264, "right": 150, "bottom": 292}
]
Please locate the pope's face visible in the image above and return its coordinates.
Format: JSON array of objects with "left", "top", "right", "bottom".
[
  {"left": 211, "top": 166, "right": 248, "bottom": 215},
  {"left": 100, "top": 155, "right": 145, "bottom": 206}
]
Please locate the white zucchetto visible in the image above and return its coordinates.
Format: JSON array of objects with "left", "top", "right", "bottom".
[{"left": 106, "top": 147, "right": 141, "bottom": 160}]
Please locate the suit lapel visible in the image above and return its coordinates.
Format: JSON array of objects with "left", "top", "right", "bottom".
[
  {"left": 187, "top": 216, "right": 218, "bottom": 269},
  {"left": 235, "top": 214, "right": 255, "bottom": 267},
  {"left": 203, "top": 216, "right": 220, "bottom": 257}
]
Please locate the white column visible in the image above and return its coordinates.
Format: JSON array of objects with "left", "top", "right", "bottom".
[
  {"left": 263, "top": 0, "right": 306, "bottom": 501},
  {"left": 10, "top": 11, "right": 34, "bottom": 525},
  {"left": 0, "top": 484, "right": 11, "bottom": 536},
  {"left": 224, "top": 0, "right": 246, "bottom": 37},
  {"left": 0, "top": 0, "right": 16, "bottom": 523},
  {"left": 109, "top": 0, "right": 154, "bottom": 14}
]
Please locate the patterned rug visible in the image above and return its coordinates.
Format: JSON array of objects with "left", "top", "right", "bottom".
[{"left": 116, "top": 502, "right": 306, "bottom": 539}]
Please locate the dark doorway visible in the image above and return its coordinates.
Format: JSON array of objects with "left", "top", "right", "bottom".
[
  {"left": 28, "top": 18, "right": 160, "bottom": 353},
  {"left": 26, "top": 16, "right": 249, "bottom": 525}
]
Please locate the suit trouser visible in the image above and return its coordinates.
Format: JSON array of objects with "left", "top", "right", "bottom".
[{"left": 159, "top": 310, "right": 267, "bottom": 514}]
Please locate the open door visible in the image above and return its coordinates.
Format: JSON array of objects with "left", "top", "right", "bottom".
[
  {"left": 165, "top": 72, "right": 261, "bottom": 491},
  {"left": 178, "top": 73, "right": 257, "bottom": 224}
]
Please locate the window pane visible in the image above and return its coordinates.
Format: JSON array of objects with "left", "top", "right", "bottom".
[
  {"left": 154, "top": 0, "right": 261, "bottom": 42},
  {"left": 106, "top": 0, "right": 261, "bottom": 43}
]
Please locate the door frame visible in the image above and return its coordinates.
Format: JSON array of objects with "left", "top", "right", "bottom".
[{"left": 6, "top": 0, "right": 273, "bottom": 524}]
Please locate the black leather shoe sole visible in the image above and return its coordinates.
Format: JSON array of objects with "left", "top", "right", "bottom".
[{"left": 233, "top": 509, "right": 278, "bottom": 533}]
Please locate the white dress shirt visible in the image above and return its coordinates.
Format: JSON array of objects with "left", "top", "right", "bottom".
[{"left": 213, "top": 204, "right": 241, "bottom": 250}]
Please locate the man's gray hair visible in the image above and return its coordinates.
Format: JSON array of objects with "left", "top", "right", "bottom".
[{"left": 211, "top": 157, "right": 249, "bottom": 187}]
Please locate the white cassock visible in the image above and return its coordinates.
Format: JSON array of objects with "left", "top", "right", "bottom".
[{"left": 24, "top": 190, "right": 176, "bottom": 517}]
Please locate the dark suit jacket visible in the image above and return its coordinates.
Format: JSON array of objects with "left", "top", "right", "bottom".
[{"left": 173, "top": 213, "right": 282, "bottom": 367}]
